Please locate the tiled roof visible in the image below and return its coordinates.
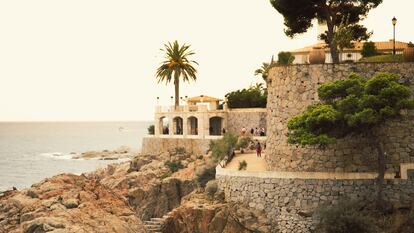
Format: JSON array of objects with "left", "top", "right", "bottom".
[
  {"left": 292, "top": 40, "right": 410, "bottom": 54},
  {"left": 186, "top": 95, "right": 222, "bottom": 103}
]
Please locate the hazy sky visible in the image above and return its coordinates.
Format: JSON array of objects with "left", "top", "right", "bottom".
[{"left": 0, "top": 0, "right": 413, "bottom": 121}]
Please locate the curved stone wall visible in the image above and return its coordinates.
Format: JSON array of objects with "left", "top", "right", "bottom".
[
  {"left": 216, "top": 169, "right": 414, "bottom": 233},
  {"left": 266, "top": 63, "right": 414, "bottom": 172}
]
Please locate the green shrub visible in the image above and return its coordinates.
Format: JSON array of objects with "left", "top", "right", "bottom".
[
  {"left": 238, "top": 160, "right": 247, "bottom": 170},
  {"left": 147, "top": 125, "right": 155, "bottom": 135},
  {"left": 317, "top": 200, "right": 378, "bottom": 233},
  {"left": 277, "top": 51, "right": 295, "bottom": 65},
  {"left": 205, "top": 180, "right": 218, "bottom": 199},
  {"left": 159, "top": 171, "right": 172, "bottom": 179},
  {"left": 164, "top": 160, "right": 183, "bottom": 173},
  {"left": 225, "top": 84, "right": 267, "bottom": 109},
  {"left": 395, "top": 210, "right": 414, "bottom": 233},
  {"left": 174, "top": 147, "right": 186, "bottom": 155},
  {"left": 209, "top": 133, "right": 238, "bottom": 163},
  {"left": 195, "top": 164, "right": 216, "bottom": 187},
  {"left": 237, "top": 136, "right": 251, "bottom": 150},
  {"left": 361, "top": 41, "right": 378, "bottom": 57}
]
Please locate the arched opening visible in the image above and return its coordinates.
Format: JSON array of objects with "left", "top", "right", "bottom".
[
  {"left": 173, "top": 117, "right": 183, "bottom": 135},
  {"left": 209, "top": 117, "right": 223, "bottom": 135},
  {"left": 187, "top": 116, "right": 198, "bottom": 135},
  {"left": 159, "top": 116, "right": 169, "bottom": 135}
]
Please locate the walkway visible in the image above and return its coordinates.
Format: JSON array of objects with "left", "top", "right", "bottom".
[{"left": 224, "top": 151, "right": 267, "bottom": 172}]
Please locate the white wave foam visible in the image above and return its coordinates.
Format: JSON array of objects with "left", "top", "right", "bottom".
[{"left": 39, "top": 152, "right": 75, "bottom": 160}]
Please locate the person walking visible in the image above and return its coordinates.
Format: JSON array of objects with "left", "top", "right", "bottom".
[
  {"left": 256, "top": 142, "right": 262, "bottom": 157},
  {"left": 241, "top": 127, "right": 246, "bottom": 136}
]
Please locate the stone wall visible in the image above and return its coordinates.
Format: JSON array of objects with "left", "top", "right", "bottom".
[
  {"left": 227, "top": 108, "right": 267, "bottom": 135},
  {"left": 217, "top": 171, "right": 414, "bottom": 233},
  {"left": 266, "top": 62, "right": 414, "bottom": 172},
  {"left": 141, "top": 137, "right": 211, "bottom": 156}
]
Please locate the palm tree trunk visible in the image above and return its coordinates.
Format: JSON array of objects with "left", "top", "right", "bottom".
[{"left": 174, "top": 75, "right": 179, "bottom": 107}]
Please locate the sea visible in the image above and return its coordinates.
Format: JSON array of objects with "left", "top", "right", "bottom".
[{"left": 0, "top": 121, "right": 151, "bottom": 191}]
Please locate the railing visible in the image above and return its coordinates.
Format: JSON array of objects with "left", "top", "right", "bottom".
[{"left": 155, "top": 105, "right": 218, "bottom": 113}]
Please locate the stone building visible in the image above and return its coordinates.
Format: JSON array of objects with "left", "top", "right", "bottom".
[{"left": 142, "top": 95, "right": 267, "bottom": 155}]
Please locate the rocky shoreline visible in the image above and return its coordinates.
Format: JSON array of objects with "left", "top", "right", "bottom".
[
  {"left": 71, "top": 146, "right": 138, "bottom": 160},
  {"left": 1, "top": 146, "right": 261, "bottom": 233}
]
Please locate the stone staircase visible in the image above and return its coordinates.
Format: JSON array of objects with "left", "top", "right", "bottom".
[
  {"left": 144, "top": 217, "right": 165, "bottom": 233},
  {"left": 143, "top": 208, "right": 179, "bottom": 233}
]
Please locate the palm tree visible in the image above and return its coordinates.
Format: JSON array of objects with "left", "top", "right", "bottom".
[
  {"left": 156, "top": 40, "right": 198, "bottom": 107},
  {"left": 254, "top": 56, "right": 275, "bottom": 82}
]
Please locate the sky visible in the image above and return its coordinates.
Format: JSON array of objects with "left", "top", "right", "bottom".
[{"left": 0, "top": 0, "right": 413, "bottom": 121}]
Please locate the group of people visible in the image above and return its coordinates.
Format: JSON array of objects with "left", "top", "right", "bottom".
[{"left": 241, "top": 127, "right": 266, "bottom": 137}]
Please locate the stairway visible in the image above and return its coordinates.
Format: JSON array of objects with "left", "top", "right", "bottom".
[
  {"left": 143, "top": 208, "right": 180, "bottom": 233},
  {"left": 144, "top": 217, "right": 166, "bottom": 233}
]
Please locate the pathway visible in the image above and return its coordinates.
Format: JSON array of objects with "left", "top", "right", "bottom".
[{"left": 224, "top": 151, "right": 267, "bottom": 172}]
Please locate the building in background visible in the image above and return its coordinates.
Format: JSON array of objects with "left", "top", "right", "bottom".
[
  {"left": 290, "top": 20, "right": 410, "bottom": 64},
  {"left": 291, "top": 40, "right": 410, "bottom": 64}
]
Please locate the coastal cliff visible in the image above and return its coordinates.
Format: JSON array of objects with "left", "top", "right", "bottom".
[
  {"left": 0, "top": 174, "right": 145, "bottom": 233},
  {"left": 0, "top": 150, "right": 204, "bottom": 233}
]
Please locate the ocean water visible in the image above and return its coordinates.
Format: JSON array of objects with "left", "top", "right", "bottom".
[{"left": 0, "top": 121, "right": 151, "bottom": 191}]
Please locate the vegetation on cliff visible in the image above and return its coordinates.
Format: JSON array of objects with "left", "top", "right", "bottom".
[{"left": 287, "top": 72, "right": 414, "bottom": 208}]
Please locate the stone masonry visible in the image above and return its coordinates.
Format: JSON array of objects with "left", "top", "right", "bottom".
[
  {"left": 227, "top": 108, "right": 267, "bottom": 135},
  {"left": 217, "top": 63, "right": 414, "bottom": 233},
  {"left": 266, "top": 62, "right": 414, "bottom": 173},
  {"left": 217, "top": 173, "right": 414, "bottom": 233},
  {"left": 141, "top": 137, "right": 211, "bottom": 156}
]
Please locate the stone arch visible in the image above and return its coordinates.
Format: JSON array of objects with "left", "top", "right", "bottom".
[
  {"left": 173, "top": 116, "right": 183, "bottom": 135},
  {"left": 209, "top": 116, "right": 223, "bottom": 135},
  {"left": 187, "top": 116, "right": 198, "bottom": 135},
  {"left": 159, "top": 116, "right": 169, "bottom": 135}
]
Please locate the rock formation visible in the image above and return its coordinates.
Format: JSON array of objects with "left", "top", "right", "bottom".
[
  {"left": 163, "top": 191, "right": 273, "bottom": 233},
  {"left": 0, "top": 174, "right": 145, "bottom": 233}
]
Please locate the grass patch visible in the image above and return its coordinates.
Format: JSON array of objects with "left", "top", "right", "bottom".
[
  {"left": 165, "top": 160, "right": 183, "bottom": 173},
  {"left": 160, "top": 171, "right": 172, "bottom": 179},
  {"left": 174, "top": 147, "right": 186, "bottom": 154},
  {"left": 359, "top": 54, "right": 403, "bottom": 63}
]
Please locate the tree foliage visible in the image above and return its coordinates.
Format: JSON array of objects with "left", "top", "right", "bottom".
[
  {"left": 361, "top": 41, "right": 378, "bottom": 57},
  {"left": 287, "top": 73, "right": 414, "bottom": 147},
  {"left": 269, "top": 0, "right": 382, "bottom": 63},
  {"left": 287, "top": 72, "right": 413, "bottom": 208},
  {"left": 147, "top": 125, "right": 155, "bottom": 135},
  {"left": 277, "top": 51, "right": 295, "bottom": 65},
  {"left": 156, "top": 40, "right": 198, "bottom": 106},
  {"left": 332, "top": 15, "right": 356, "bottom": 54},
  {"left": 317, "top": 200, "right": 378, "bottom": 233},
  {"left": 225, "top": 84, "right": 267, "bottom": 108},
  {"left": 254, "top": 56, "right": 276, "bottom": 82},
  {"left": 209, "top": 133, "right": 238, "bottom": 163}
]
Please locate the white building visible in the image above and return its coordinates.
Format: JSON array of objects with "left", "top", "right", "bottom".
[
  {"left": 291, "top": 40, "right": 410, "bottom": 64},
  {"left": 291, "top": 21, "right": 410, "bottom": 64}
]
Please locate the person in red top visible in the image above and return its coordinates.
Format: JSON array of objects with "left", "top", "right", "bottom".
[{"left": 256, "top": 142, "right": 262, "bottom": 157}]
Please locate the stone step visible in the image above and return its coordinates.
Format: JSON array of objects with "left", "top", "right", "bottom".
[
  {"left": 144, "top": 221, "right": 163, "bottom": 225},
  {"left": 150, "top": 217, "right": 166, "bottom": 222},
  {"left": 144, "top": 224, "right": 162, "bottom": 228},
  {"left": 145, "top": 225, "right": 162, "bottom": 230}
]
